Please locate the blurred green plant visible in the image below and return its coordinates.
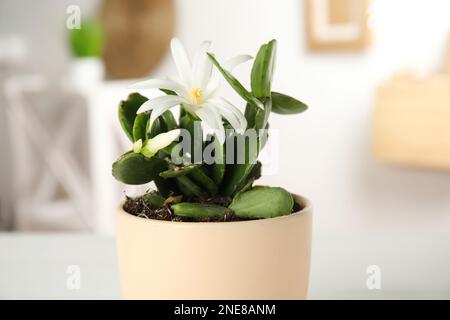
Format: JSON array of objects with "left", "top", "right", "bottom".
[{"left": 68, "top": 19, "right": 104, "bottom": 58}]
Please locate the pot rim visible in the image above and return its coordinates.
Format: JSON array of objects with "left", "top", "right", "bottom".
[{"left": 118, "top": 193, "right": 312, "bottom": 226}]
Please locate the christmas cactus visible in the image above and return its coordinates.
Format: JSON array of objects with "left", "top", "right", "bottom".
[{"left": 112, "top": 38, "right": 307, "bottom": 221}]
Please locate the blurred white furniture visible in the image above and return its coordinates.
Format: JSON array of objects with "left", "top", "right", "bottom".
[
  {"left": 373, "top": 38, "right": 450, "bottom": 171},
  {"left": 80, "top": 80, "right": 136, "bottom": 234},
  {"left": 0, "top": 35, "right": 28, "bottom": 230},
  {"left": 4, "top": 76, "right": 92, "bottom": 231},
  {"left": 0, "top": 232, "right": 449, "bottom": 299},
  {"left": 373, "top": 75, "right": 450, "bottom": 170},
  {"left": 4, "top": 73, "right": 135, "bottom": 233}
]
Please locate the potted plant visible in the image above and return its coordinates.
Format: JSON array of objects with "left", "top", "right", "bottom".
[
  {"left": 68, "top": 18, "right": 104, "bottom": 88},
  {"left": 113, "top": 38, "right": 312, "bottom": 299}
]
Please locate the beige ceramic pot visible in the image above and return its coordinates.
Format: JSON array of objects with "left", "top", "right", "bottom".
[{"left": 116, "top": 194, "right": 313, "bottom": 300}]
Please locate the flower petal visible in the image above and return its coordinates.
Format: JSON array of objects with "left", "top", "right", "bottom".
[
  {"left": 129, "top": 78, "right": 185, "bottom": 94},
  {"left": 208, "top": 98, "right": 247, "bottom": 134},
  {"left": 148, "top": 104, "right": 177, "bottom": 132},
  {"left": 202, "top": 102, "right": 236, "bottom": 130},
  {"left": 137, "top": 95, "right": 185, "bottom": 113},
  {"left": 202, "top": 78, "right": 221, "bottom": 100},
  {"left": 171, "top": 38, "right": 192, "bottom": 85},
  {"left": 204, "top": 54, "right": 253, "bottom": 98},
  {"left": 196, "top": 106, "right": 225, "bottom": 144},
  {"left": 167, "top": 76, "right": 191, "bottom": 100},
  {"left": 223, "top": 54, "right": 253, "bottom": 71},
  {"left": 146, "top": 129, "right": 181, "bottom": 154},
  {"left": 192, "top": 40, "right": 212, "bottom": 89}
]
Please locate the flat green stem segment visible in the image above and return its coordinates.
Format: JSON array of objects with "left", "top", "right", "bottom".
[
  {"left": 154, "top": 176, "right": 178, "bottom": 197},
  {"left": 221, "top": 164, "right": 255, "bottom": 196},
  {"left": 132, "top": 111, "right": 150, "bottom": 142},
  {"left": 175, "top": 176, "right": 207, "bottom": 197},
  {"left": 161, "top": 110, "right": 177, "bottom": 130},
  {"left": 142, "top": 192, "right": 165, "bottom": 209},
  {"left": 112, "top": 151, "right": 166, "bottom": 185},
  {"left": 251, "top": 39, "right": 277, "bottom": 98},
  {"left": 189, "top": 168, "right": 218, "bottom": 196},
  {"left": 211, "top": 137, "right": 225, "bottom": 185},
  {"left": 233, "top": 161, "right": 262, "bottom": 197},
  {"left": 179, "top": 107, "right": 203, "bottom": 158},
  {"left": 172, "top": 202, "right": 230, "bottom": 219},
  {"left": 148, "top": 110, "right": 176, "bottom": 138},
  {"left": 221, "top": 100, "right": 270, "bottom": 196},
  {"left": 229, "top": 187, "right": 294, "bottom": 218},
  {"left": 159, "top": 163, "right": 202, "bottom": 178},
  {"left": 118, "top": 93, "right": 148, "bottom": 142},
  {"left": 271, "top": 92, "right": 308, "bottom": 115}
]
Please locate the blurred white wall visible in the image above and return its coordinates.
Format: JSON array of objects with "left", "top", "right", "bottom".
[
  {"left": 1, "top": 0, "right": 450, "bottom": 235},
  {"left": 0, "top": 0, "right": 99, "bottom": 76},
  {"left": 163, "top": 0, "right": 450, "bottom": 237}
]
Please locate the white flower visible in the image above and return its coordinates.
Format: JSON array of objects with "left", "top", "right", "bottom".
[
  {"left": 130, "top": 38, "right": 251, "bottom": 143},
  {"left": 133, "top": 129, "right": 181, "bottom": 158}
]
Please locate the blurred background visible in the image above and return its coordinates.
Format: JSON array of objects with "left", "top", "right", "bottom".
[{"left": 1, "top": 0, "right": 450, "bottom": 299}]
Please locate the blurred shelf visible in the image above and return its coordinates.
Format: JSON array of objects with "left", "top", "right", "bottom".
[{"left": 373, "top": 75, "right": 450, "bottom": 171}]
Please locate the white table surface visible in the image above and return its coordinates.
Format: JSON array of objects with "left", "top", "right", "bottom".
[{"left": 1, "top": 233, "right": 449, "bottom": 299}]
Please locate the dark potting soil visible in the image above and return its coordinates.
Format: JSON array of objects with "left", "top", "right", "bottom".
[{"left": 123, "top": 192, "right": 304, "bottom": 223}]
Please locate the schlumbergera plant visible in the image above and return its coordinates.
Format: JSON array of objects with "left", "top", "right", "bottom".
[{"left": 112, "top": 38, "right": 307, "bottom": 221}]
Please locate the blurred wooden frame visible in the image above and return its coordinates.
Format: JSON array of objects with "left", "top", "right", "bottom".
[{"left": 306, "top": 0, "right": 371, "bottom": 51}]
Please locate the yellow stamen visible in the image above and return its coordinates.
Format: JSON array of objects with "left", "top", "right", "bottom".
[{"left": 190, "top": 88, "right": 202, "bottom": 104}]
